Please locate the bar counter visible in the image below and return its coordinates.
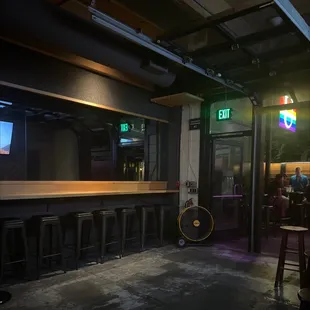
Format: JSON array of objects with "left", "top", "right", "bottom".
[{"left": 0, "top": 181, "right": 178, "bottom": 200}]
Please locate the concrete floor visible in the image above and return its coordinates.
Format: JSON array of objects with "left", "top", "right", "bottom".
[{"left": 0, "top": 245, "right": 301, "bottom": 310}]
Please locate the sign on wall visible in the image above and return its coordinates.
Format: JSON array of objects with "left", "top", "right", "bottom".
[
  {"left": 279, "top": 95, "right": 296, "bottom": 132},
  {"left": 120, "top": 123, "right": 130, "bottom": 133},
  {"left": 216, "top": 108, "right": 232, "bottom": 121},
  {"left": 189, "top": 118, "right": 200, "bottom": 130}
]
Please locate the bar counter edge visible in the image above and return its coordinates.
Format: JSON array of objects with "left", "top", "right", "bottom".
[{"left": 0, "top": 181, "right": 179, "bottom": 200}]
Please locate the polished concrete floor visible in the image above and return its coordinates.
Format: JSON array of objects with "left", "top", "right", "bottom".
[{"left": 0, "top": 244, "right": 301, "bottom": 309}]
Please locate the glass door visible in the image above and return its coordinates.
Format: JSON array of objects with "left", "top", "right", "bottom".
[{"left": 211, "top": 135, "right": 252, "bottom": 232}]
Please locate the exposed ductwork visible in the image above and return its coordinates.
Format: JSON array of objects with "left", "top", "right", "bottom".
[{"left": 0, "top": 0, "right": 176, "bottom": 88}]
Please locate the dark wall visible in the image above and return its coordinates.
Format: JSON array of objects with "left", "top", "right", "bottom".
[{"left": 0, "top": 41, "right": 169, "bottom": 122}]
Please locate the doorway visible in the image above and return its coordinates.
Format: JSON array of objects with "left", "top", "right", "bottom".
[{"left": 210, "top": 132, "right": 252, "bottom": 235}]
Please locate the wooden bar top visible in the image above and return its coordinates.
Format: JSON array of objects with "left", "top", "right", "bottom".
[{"left": 0, "top": 181, "right": 178, "bottom": 201}]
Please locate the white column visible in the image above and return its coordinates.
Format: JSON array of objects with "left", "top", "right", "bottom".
[{"left": 179, "top": 104, "right": 201, "bottom": 209}]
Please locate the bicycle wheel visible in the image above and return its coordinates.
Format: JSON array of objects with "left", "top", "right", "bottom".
[{"left": 178, "top": 206, "right": 214, "bottom": 242}]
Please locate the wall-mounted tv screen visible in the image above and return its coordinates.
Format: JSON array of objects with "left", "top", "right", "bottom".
[{"left": 0, "top": 121, "right": 14, "bottom": 155}]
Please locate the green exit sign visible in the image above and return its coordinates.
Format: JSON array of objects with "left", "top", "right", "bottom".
[
  {"left": 120, "top": 123, "right": 130, "bottom": 133},
  {"left": 216, "top": 108, "right": 232, "bottom": 121}
]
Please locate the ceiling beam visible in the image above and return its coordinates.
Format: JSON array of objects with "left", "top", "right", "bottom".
[
  {"left": 274, "top": 0, "right": 310, "bottom": 42},
  {"left": 87, "top": 0, "right": 163, "bottom": 39},
  {"left": 218, "top": 44, "right": 309, "bottom": 74},
  {"left": 157, "top": 1, "right": 274, "bottom": 41},
  {"left": 189, "top": 25, "right": 291, "bottom": 57},
  {"left": 90, "top": 7, "right": 248, "bottom": 94}
]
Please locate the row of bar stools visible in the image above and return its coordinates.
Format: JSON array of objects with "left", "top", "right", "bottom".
[
  {"left": 275, "top": 226, "right": 308, "bottom": 288},
  {"left": 32, "top": 215, "right": 65, "bottom": 279},
  {"left": 0, "top": 218, "right": 29, "bottom": 282}
]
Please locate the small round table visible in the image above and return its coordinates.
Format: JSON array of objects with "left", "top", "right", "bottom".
[{"left": 0, "top": 291, "right": 11, "bottom": 305}]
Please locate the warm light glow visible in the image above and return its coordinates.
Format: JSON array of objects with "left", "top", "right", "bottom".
[{"left": 279, "top": 95, "right": 296, "bottom": 132}]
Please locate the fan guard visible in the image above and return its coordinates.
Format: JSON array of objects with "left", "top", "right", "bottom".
[{"left": 178, "top": 206, "right": 214, "bottom": 242}]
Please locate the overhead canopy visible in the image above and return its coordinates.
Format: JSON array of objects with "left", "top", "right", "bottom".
[{"left": 53, "top": 0, "right": 310, "bottom": 95}]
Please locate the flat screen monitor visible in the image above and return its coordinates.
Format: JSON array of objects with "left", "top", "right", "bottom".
[{"left": 0, "top": 121, "right": 13, "bottom": 155}]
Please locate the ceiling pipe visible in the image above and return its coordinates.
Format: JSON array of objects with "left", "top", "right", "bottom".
[{"left": 0, "top": 0, "right": 176, "bottom": 88}]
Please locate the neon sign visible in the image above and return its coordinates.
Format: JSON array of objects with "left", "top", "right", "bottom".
[{"left": 279, "top": 95, "right": 296, "bottom": 132}]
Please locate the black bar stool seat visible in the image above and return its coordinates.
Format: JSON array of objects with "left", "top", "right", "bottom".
[
  {"left": 64, "top": 212, "right": 98, "bottom": 269},
  {"left": 93, "top": 209, "right": 121, "bottom": 263},
  {"left": 116, "top": 208, "right": 140, "bottom": 258},
  {"left": 31, "top": 214, "right": 65, "bottom": 279},
  {"left": 0, "top": 218, "right": 29, "bottom": 282},
  {"left": 275, "top": 226, "right": 308, "bottom": 288}
]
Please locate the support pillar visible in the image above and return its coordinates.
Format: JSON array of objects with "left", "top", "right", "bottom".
[
  {"left": 265, "top": 112, "right": 272, "bottom": 190},
  {"left": 198, "top": 102, "right": 211, "bottom": 209},
  {"left": 249, "top": 105, "right": 264, "bottom": 253}
]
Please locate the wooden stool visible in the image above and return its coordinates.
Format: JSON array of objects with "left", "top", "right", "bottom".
[
  {"left": 298, "top": 288, "right": 310, "bottom": 310},
  {"left": 93, "top": 210, "right": 121, "bottom": 263},
  {"left": 0, "top": 218, "right": 29, "bottom": 282},
  {"left": 275, "top": 226, "right": 308, "bottom": 288}
]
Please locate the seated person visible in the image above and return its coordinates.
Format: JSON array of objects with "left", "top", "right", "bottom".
[
  {"left": 267, "top": 174, "right": 289, "bottom": 217},
  {"left": 290, "top": 167, "right": 309, "bottom": 192}
]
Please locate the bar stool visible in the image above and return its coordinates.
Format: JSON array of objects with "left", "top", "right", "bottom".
[
  {"left": 0, "top": 218, "right": 29, "bottom": 282},
  {"left": 93, "top": 209, "right": 121, "bottom": 263},
  {"left": 64, "top": 212, "right": 98, "bottom": 269},
  {"left": 275, "top": 226, "right": 308, "bottom": 288},
  {"left": 137, "top": 206, "right": 159, "bottom": 251},
  {"left": 116, "top": 208, "right": 140, "bottom": 258},
  {"left": 32, "top": 215, "right": 65, "bottom": 279},
  {"left": 158, "top": 205, "right": 171, "bottom": 246},
  {"left": 298, "top": 288, "right": 310, "bottom": 310}
]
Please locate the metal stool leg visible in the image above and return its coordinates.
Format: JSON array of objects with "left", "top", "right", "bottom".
[
  {"left": 100, "top": 216, "right": 107, "bottom": 263},
  {"left": 141, "top": 208, "right": 147, "bottom": 251},
  {"left": 75, "top": 219, "right": 82, "bottom": 270},
  {"left": 298, "top": 232, "right": 307, "bottom": 288},
  {"left": 159, "top": 207, "right": 164, "bottom": 247},
  {"left": 275, "top": 231, "right": 288, "bottom": 287}
]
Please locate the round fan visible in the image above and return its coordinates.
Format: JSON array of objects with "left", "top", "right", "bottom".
[{"left": 177, "top": 205, "right": 214, "bottom": 247}]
